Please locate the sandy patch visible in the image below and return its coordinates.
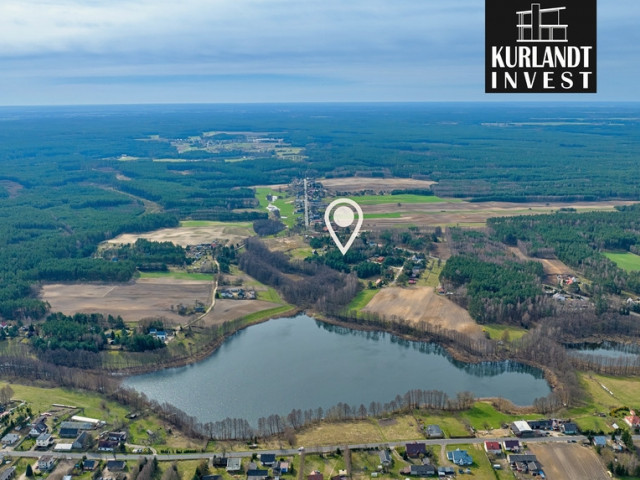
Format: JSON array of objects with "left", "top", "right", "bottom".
[
  {"left": 362, "top": 286, "right": 483, "bottom": 339},
  {"left": 106, "top": 224, "right": 252, "bottom": 247}
]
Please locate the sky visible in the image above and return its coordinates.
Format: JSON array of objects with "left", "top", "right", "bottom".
[{"left": 0, "top": 0, "right": 639, "bottom": 105}]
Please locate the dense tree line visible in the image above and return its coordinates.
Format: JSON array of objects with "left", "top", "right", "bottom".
[
  {"left": 239, "top": 238, "right": 360, "bottom": 313},
  {"left": 101, "top": 238, "right": 188, "bottom": 271},
  {"left": 252, "top": 219, "right": 286, "bottom": 236}
]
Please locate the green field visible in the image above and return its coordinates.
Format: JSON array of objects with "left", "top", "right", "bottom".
[
  {"left": 363, "top": 212, "right": 403, "bottom": 219},
  {"left": 347, "top": 194, "right": 458, "bottom": 205},
  {"left": 604, "top": 252, "right": 640, "bottom": 272},
  {"left": 482, "top": 324, "right": 528, "bottom": 342},
  {"left": 139, "top": 271, "right": 214, "bottom": 281},
  {"left": 346, "top": 288, "right": 379, "bottom": 311},
  {"left": 254, "top": 187, "right": 298, "bottom": 228}
]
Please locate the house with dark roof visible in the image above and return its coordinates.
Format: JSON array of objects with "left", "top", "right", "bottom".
[
  {"left": 260, "top": 454, "right": 276, "bottom": 467},
  {"left": 502, "top": 440, "right": 521, "bottom": 452},
  {"left": 30, "top": 422, "right": 48, "bottom": 438},
  {"left": 507, "top": 454, "right": 537, "bottom": 464},
  {"left": 108, "top": 431, "right": 127, "bottom": 442},
  {"left": 98, "top": 439, "right": 119, "bottom": 451},
  {"left": 106, "top": 460, "right": 126, "bottom": 471},
  {"left": 410, "top": 464, "right": 435, "bottom": 477},
  {"left": 405, "top": 442, "right": 427, "bottom": 458},
  {"left": 59, "top": 428, "right": 79, "bottom": 438},
  {"left": 73, "top": 431, "right": 92, "bottom": 450},
  {"left": 247, "top": 470, "right": 268, "bottom": 480},
  {"left": 425, "top": 424, "right": 443, "bottom": 438},
  {"left": 308, "top": 471, "right": 323, "bottom": 480},
  {"left": 437, "top": 466, "right": 454, "bottom": 476},
  {"left": 212, "top": 457, "right": 228, "bottom": 468},
  {"left": 528, "top": 419, "right": 553, "bottom": 430},
  {"left": 82, "top": 460, "right": 98, "bottom": 471},
  {"left": 561, "top": 422, "right": 578, "bottom": 435}
]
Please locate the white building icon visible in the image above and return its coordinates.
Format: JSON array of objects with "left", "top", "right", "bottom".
[{"left": 517, "top": 3, "right": 568, "bottom": 42}]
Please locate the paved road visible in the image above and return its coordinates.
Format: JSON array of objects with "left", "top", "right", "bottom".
[{"left": 7, "top": 434, "right": 638, "bottom": 462}]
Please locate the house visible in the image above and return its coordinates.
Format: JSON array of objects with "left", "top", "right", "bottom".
[
  {"left": 226, "top": 458, "right": 242, "bottom": 472},
  {"left": 260, "top": 453, "right": 276, "bottom": 467},
  {"left": 561, "top": 422, "right": 578, "bottom": 435},
  {"left": 308, "top": 472, "right": 323, "bottom": 480},
  {"left": 502, "top": 439, "right": 521, "bottom": 452},
  {"left": 0, "top": 467, "right": 16, "bottom": 480},
  {"left": 83, "top": 460, "right": 98, "bottom": 471},
  {"left": 410, "top": 464, "right": 435, "bottom": 476},
  {"left": 624, "top": 415, "right": 640, "bottom": 429},
  {"left": 107, "top": 460, "right": 126, "bottom": 472},
  {"left": 406, "top": 442, "right": 427, "bottom": 458},
  {"left": 507, "top": 454, "right": 537, "bottom": 464},
  {"left": 437, "top": 466, "right": 455, "bottom": 476},
  {"left": 38, "top": 455, "right": 55, "bottom": 471},
  {"left": 528, "top": 419, "right": 553, "bottom": 430},
  {"left": 510, "top": 420, "right": 534, "bottom": 437},
  {"left": 211, "top": 457, "right": 228, "bottom": 468},
  {"left": 98, "top": 439, "right": 119, "bottom": 451},
  {"left": 425, "top": 424, "right": 443, "bottom": 438},
  {"left": 60, "top": 421, "right": 94, "bottom": 431},
  {"left": 36, "top": 433, "right": 54, "bottom": 448},
  {"left": 30, "top": 422, "right": 48, "bottom": 437},
  {"left": 484, "top": 441, "right": 501, "bottom": 455},
  {"left": 73, "top": 431, "right": 92, "bottom": 450},
  {"left": 447, "top": 448, "right": 473, "bottom": 466},
  {"left": 108, "top": 431, "right": 127, "bottom": 442},
  {"left": 274, "top": 462, "right": 289, "bottom": 474},
  {"left": 378, "top": 450, "right": 392, "bottom": 466},
  {"left": 593, "top": 436, "right": 607, "bottom": 447},
  {"left": 1, "top": 433, "right": 19, "bottom": 445},
  {"left": 59, "top": 428, "right": 79, "bottom": 438},
  {"left": 247, "top": 470, "right": 269, "bottom": 480}
]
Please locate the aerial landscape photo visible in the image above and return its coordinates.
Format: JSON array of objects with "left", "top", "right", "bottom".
[{"left": 2, "top": 1, "right": 640, "bottom": 480}]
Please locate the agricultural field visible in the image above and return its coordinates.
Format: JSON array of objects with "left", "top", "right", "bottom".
[
  {"left": 604, "top": 252, "right": 640, "bottom": 272},
  {"left": 254, "top": 187, "right": 298, "bottom": 227},
  {"left": 40, "top": 277, "right": 212, "bottom": 323},
  {"left": 529, "top": 443, "right": 611, "bottom": 480},
  {"left": 358, "top": 199, "right": 636, "bottom": 230},
  {"left": 361, "top": 286, "right": 483, "bottom": 339},
  {"left": 321, "top": 177, "right": 436, "bottom": 193}
]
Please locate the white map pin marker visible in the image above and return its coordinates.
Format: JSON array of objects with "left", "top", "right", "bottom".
[{"left": 324, "top": 198, "right": 363, "bottom": 255}]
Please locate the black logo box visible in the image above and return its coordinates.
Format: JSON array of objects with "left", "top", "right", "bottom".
[{"left": 485, "top": 0, "right": 597, "bottom": 93}]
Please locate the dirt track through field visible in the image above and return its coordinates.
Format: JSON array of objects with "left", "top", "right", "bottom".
[
  {"left": 362, "top": 286, "right": 483, "bottom": 339},
  {"left": 529, "top": 443, "right": 610, "bottom": 480}
]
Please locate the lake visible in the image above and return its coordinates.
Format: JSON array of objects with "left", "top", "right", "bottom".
[
  {"left": 566, "top": 341, "right": 640, "bottom": 361},
  {"left": 123, "top": 315, "right": 550, "bottom": 426}
]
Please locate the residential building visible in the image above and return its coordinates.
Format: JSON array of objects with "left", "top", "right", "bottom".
[
  {"left": 484, "top": 441, "right": 501, "bottom": 455},
  {"left": 0, "top": 467, "right": 16, "bottom": 480},
  {"left": 38, "top": 455, "right": 55, "bottom": 471},
  {"left": 308, "top": 472, "right": 323, "bottom": 480},
  {"left": 83, "top": 460, "right": 98, "bottom": 471},
  {"left": 593, "top": 436, "right": 607, "bottom": 447},
  {"left": 502, "top": 439, "right": 521, "bottom": 452},
  {"left": 410, "top": 465, "right": 435, "bottom": 476},
  {"left": 405, "top": 442, "right": 427, "bottom": 458},
  {"left": 211, "top": 457, "right": 228, "bottom": 468},
  {"left": 425, "top": 424, "right": 443, "bottom": 438},
  {"left": 247, "top": 470, "right": 268, "bottom": 480},
  {"left": 29, "top": 422, "right": 48, "bottom": 438},
  {"left": 98, "top": 439, "right": 119, "bottom": 451},
  {"left": 226, "top": 458, "right": 242, "bottom": 472},
  {"left": 73, "top": 431, "right": 92, "bottom": 450},
  {"left": 260, "top": 453, "right": 276, "bottom": 467},
  {"left": 36, "top": 433, "right": 54, "bottom": 448},
  {"left": 447, "top": 448, "right": 473, "bottom": 466},
  {"left": 1, "top": 434, "right": 19, "bottom": 445},
  {"left": 561, "top": 422, "right": 578, "bottom": 435},
  {"left": 59, "top": 428, "right": 79, "bottom": 438},
  {"left": 378, "top": 450, "right": 391, "bottom": 466},
  {"left": 107, "top": 460, "right": 126, "bottom": 471}
]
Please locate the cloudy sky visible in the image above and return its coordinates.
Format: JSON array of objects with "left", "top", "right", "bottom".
[{"left": 0, "top": 0, "right": 638, "bottom": 105}]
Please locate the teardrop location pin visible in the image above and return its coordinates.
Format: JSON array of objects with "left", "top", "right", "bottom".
[{"left": 324, "top": 198, "right": 364, "bottom": 255}]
